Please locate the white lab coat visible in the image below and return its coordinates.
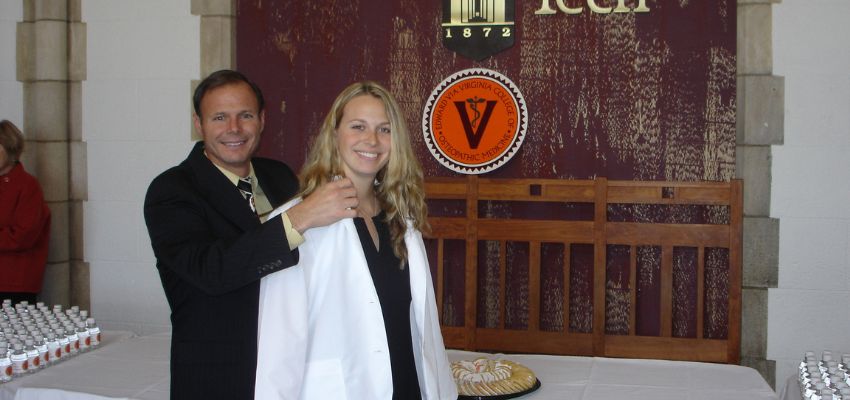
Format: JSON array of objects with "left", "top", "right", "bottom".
[{"left": 254, "top": 199, "right": 457, "bottom": 400}]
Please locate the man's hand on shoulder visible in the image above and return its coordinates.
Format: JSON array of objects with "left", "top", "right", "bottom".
[{"left": 286, "top": 178, "right": 358, "bottom": 234}]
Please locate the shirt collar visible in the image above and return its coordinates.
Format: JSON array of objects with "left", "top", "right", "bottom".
[
  {"left": 0, "top": 161, "right": 19, "bottom": 177},
  {"left": 0, "top": 162, "right": 23, "bottom": 181},
  {"left": 204, "top": 151, "right": 256, "bottom": 186}
]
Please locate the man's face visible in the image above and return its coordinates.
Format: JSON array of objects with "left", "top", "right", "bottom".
[{"left": 193, "top": 82, "right": 264, "bottom": 176}]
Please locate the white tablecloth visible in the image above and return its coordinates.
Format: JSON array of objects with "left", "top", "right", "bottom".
[
  {"left": 0, "top": 332, "right": 170, "bottom": 400},
  {"left": 448, "top": 350, "right": 779, "bottom": 400},
  {"left": 1, "top": 332, "right": 778, "bottom": 400},
  {"left": 780, "top": 375, "right": 801, "bottom": 400}
]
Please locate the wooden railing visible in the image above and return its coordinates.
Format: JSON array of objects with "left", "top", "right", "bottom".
[{"left": 424, "top": 176, "right": 742, "bottom": 364}]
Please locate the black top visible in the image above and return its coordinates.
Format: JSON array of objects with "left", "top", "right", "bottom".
[{"left": 353, "top": 213, "right": 422, "bottom": 400}]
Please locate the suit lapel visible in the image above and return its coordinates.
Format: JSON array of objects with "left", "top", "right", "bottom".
[{"left": 185, "top": 142, "right": 260, "bottom": 231}]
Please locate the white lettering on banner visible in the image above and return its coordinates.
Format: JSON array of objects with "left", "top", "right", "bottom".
[{"left": 535, "top": 0, "right": 650, "bottom": 15}]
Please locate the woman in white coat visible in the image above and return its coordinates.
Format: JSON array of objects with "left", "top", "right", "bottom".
[{"left": 255, "top": 82, "right": 457, "bottom": 400}]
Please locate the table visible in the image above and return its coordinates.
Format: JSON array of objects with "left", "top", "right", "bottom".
[
  {"left": 780, "top": 375, "right": 802, "bottom": 400},
  {"left": 447, "top": 350, "right": 779, "bottom": 400},
  {"left": 0, "top": 332, "right": 170, "bottom": 400},
  {"left": 1, "top": 333, "right": 778, "bottom": 400}
]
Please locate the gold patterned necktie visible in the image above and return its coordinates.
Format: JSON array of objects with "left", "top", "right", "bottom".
[{"left": 237, "top": 177, "right": 256, "bottom": 214}]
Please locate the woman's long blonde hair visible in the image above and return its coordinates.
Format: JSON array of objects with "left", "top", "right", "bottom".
[{"left": 299, "top": 81, "right": 428, "bottom": 265}]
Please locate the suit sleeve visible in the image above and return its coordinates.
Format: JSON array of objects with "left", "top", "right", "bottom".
[
  {"left": 143, "top": 172, "right": 299, "bottom": 296},
  {"left": 0, "top": 180, "right": 50, "bottom": 251}
]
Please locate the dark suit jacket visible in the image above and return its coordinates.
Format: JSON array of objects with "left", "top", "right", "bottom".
[{"left": 144, "top": 142, "right": 299, "bottom": 399}]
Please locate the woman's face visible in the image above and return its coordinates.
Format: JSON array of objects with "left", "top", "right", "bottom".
[
  {"left": 0, "top": 145, "right": 13, "bottom": 175},
  {"left": 335, "top": 95, "right": 392, "bottom": 184}
]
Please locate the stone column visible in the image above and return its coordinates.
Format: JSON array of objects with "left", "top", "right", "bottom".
[
  {"left": 16, "top": 0, "right": 87, "bottom": 309},
  {"left": 68, "top": 0, "right": 88, "bottom": 310},
  {"left": 737, "top": 0, "right": 783, "bottom": 389},
  {"left": 17, "top": 0, "right": 70, "bottom": 306},
  {"left": 191, "top": 0, "right": 236, "bottom": 139}
]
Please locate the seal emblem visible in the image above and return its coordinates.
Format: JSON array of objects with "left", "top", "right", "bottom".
[{"left": 422, "top": 68, "right": 528, "bottom": 174}]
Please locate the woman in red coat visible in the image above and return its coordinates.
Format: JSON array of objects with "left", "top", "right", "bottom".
[{"left": 0, "top": 120, "right": 50, "bottom": 304}]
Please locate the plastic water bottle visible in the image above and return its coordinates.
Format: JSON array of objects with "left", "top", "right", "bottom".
[
  {"left": 65, "top": 325, "right": 79, "bottom": 355},
  {"left": 45, "top": 332, "right": 59, "bottom": 365},
  {"left": 56, "top": 328, "right": 69, "bottom": 361},
  {"left": 86, "top": 318, "right": 101, "bottom": 349},
  {"left": 0, "top": 344, "right": 12, "bottom": 383},
  {"left": 75, "top": 321, "right": 90, "bottom": 352},
  {"left": 10, "top": 343, "right": 27, "bottom": 377},
  {"left": 33, "top": 334, "right": 48, "bottom": 368},
  {"left": 818, "top": 387, "right": 835, "bottom": 400},
  {"left": 23, "top": 339, "right": 38, "bottom": 372}
]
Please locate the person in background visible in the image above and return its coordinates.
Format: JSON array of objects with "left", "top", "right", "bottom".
[
  {"left": 255, "top": 81, "right": 457, "bottom": 399},
  {"left": 0, "top": 119, "right": 51, "bottom": 305},
  {"left": 143, "top": 70, "right": 357, "bottom": 400}
]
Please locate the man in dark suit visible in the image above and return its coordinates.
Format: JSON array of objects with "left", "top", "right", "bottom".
[{"left": 144, "top": 70, "right": 357, "bottom": 399}]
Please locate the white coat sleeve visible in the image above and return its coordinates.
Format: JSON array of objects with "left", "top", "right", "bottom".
[{"left": 255, "top": 198, "right": 309, "bottom": 400}]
